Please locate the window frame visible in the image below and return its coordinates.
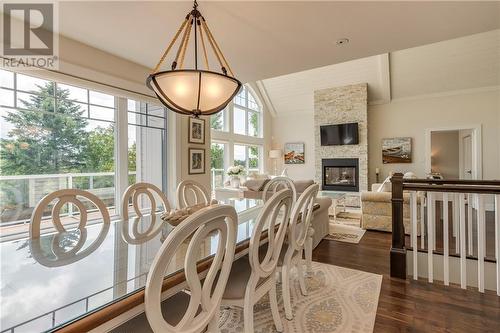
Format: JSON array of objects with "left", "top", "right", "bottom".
[
  {"left": 0, "top": 69, "right": 168, "bottom": 227},
  {"left": 210, "top": 85, "right": 265, "bottom": 189}
]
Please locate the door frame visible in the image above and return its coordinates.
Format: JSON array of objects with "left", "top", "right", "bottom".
[{"left": 424, "top": 124, "right": 482, "bottom": 180}]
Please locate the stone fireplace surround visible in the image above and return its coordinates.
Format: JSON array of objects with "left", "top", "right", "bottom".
[{"left": 314, "top": 83, "right": 368, "bottom": 193}]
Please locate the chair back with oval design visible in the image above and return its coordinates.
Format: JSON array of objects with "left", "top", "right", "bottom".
[
  {"left": 121, "top": 182, "right": 171, "bottom": 220},
  {"left": 262, "top": 176, "right": 297, "bottom": 203},
  {"left": 176, "top": 180, "right": 211, "bottom": 209},
  {"left": 145, "top": 205, "right": 238, "bottom": 333},
  {"left": 249, "top": 189, "right": 293, "bottom": 280},
  {"left": 30, "top": 189, "right": 110, "bottom": 239},
  {"left": 287, "top": 183, "right": 319, "bottom": 253}
]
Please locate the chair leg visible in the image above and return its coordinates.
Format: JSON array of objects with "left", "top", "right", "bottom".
[
  {"left": 296, "top": 260, "right": 308, "bottom": 296},
  {"left": 305, "top": 236, "right": 313, "bottom": 273},
  {"left": 269, "top": 282, "right": 283, "bottom": 332},
  {"left": 208, "top": 304, "right": 221, "bottom": 333},
  {"left": 243, "top": 298, "right": 255, "bottom": 333},
  {"left": 282, "top": 265, "right": 293, "bottom": 320}
]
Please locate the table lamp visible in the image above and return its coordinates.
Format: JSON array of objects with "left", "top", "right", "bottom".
[{"left": 269, "top": 149, "right": 282, "bottom": 176}]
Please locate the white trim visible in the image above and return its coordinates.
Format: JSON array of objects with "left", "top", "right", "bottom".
[
  {"left": 3, "top": 60, "right": 157, "bottom": 104},
  {"left": 378, "top": 53, "right": 391, "bottom": 104},
  {"left": 392, "top": 85, "right": 500, "bottom": 103},
  {"left": 424, "top": 124, "right": 482, "bottom": 180},
  {"left": 255, "top": 80, "right": 277, "bottom": 118}
]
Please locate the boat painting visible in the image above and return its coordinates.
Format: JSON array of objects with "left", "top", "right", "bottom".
[{"left": 382, "top": 137, "right": 412, "bottom": 163}]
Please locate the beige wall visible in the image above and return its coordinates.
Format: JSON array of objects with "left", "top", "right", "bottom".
[
  {"left": 271, "top": 113, "right": 315, "bottom": 179},
  {"left": 271, "top": 88, "right": 500, "bottom": 185},
  {"left": 368, "top": 89, "right": 500, "bottom": 184},
  {"left": 430, "top": 131, "right": 460, "bottom": 179}
]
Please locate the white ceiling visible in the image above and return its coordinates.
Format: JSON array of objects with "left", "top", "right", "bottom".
[
  {"left": 260, "top": 53, "right": 390, "bottom": 115},
  {"left": 260, "top": 30, "right": 500, "bottom": 115},
  {"left": 55, "top": 1, "right": 500, "bottom": 84}
]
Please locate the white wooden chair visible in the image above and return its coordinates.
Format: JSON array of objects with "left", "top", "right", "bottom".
[
  {"left": 30, "top": 188, "right": 110, "bottom": 239},
  {"left": 262, "top": 176, "right": 297, "bottom": 203},
  {"left": 121, "top": 182, "right": 171, "bottom": 220},
  {"left": 145, "top": 204, "right": 238, "bottom": 333},
  {"left": 176, "top": 180, "right": 214, "bottom": 209},
  {"left": 221, "top": 189, "right": 293, "bottom": 333},
  {"left": 280, "top": 183, "right": 319, "bottom": 320},
  {"left": 262, "top": 177, "right": 315, "bottom": 272}
]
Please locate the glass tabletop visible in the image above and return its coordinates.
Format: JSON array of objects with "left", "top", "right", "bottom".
[{"left": 0, "top": 198, "right": 262, "bottom": 333}]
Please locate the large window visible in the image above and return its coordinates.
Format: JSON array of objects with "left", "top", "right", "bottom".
[
  {"left": 0, "top": 69, "right": 167, "bottom": 228},
  {"left": 210, "top": 85, "right": 264, "bottom": 189}
]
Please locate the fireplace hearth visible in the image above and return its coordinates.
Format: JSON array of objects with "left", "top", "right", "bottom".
[{"left": 322, "top": 158, "right": 359, "bottom": 192}]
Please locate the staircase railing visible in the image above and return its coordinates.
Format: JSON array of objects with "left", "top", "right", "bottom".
[{"left": 391, "top": 173, "right": 500, "bottom": 294}]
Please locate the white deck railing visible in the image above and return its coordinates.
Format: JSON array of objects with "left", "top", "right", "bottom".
[{"left": 0, "top": 171, "right": 135, "bottom": 226}]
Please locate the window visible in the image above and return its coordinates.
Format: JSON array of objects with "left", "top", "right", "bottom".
[
  {"left": 210, "top": 84, "right": 265, "bottom": 190},
  {"left": 0, "top": 69, "right": 167, "bottom": 228},
  {"left": 210, "top": 142, "right": 226, "bottom": 189}
]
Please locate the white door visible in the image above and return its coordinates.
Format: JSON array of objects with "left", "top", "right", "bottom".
[{"left": 461, "top": 134, "right": 473, "bottom": 180}]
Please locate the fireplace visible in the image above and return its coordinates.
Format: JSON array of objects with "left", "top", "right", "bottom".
[{"left": 322, "top": 158, "right": 359, "bottom": 192}]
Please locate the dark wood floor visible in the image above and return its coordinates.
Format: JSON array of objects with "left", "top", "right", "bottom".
[{"left": 312, "top": 231, "right": 500, "bottom": 332}]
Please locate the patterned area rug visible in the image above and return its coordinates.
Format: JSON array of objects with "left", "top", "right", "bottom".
[
  {"left": 326, "top": 224, "right": 366, "bottom": 244},
  {"left": 219, "top": 262, "right": 382, "bottom": 333}
]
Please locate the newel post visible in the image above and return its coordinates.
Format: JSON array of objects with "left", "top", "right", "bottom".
[{"left": 390, "top": 173, "right": 407, "bottom": 279}]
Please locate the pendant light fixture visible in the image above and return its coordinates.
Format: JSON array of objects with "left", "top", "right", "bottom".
[{"left": 147, "top": 0, "right": 242, "bottom": 117}]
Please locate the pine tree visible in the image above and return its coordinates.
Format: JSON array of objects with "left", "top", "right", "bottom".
[{"left": 0, "top": 83, "right": 89, "bottom": 175}]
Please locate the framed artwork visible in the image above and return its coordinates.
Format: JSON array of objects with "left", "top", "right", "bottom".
[
  {"left": 188, "top": 148, "right": 205, "bottom": 174},
  {"left": 382, "top": 137, "right": 412, "bottom": 164},
  {"left": 284, "top": 142, "right": 305, "bottom": 164},
  {"left": 188, "top": 117, "right": 205, "bottom": 144}
]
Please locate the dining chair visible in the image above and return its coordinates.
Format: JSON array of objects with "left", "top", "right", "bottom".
[
  {"left": 221, "top": 189, "right": 293, "bottom": 333},
  {"left": 30, "top": 188, "right": 110, "bottom": 239},
  {"left": 176, "top": 180, "right": 213, "bottom": 209},
  {"left": 262, "top": 176, "right": 315, "bottom": 272},
  {"left": 262, "top": 176, "right": 297, "bottom": 203},
  {"left": 280, "top": 183, "right": 319, "bottom": 320},
  {"left": 121, "top": 182, "right": 171, "bottom": 220},
  {"left": 145, "top": 205, "right": 238, "bottom": 333}
]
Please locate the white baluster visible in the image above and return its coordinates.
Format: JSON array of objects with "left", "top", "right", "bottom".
[
  {"left": 420, "top": 192, "right": 426, "bottom": 249},
  {"left": 467, "top": 193, "right": 473, "bottom": 256},
  {"left": 452, "top": 194, "right": 457, "bottom": 239},
  {"left": 459, "top": 193, "right": 466, "bottom": 289},
  {"left": 411, "top": 191, "right": 418, "bottom": 280},
  {"left": 443, "top": 192, "right": 449, "bottom": 286},
  {"left": 427, "top": 192, "right": 434, "bottom": 283},
  {"left": 454, "top": 193, "right": 460, "bottom": 254},
  {"left": 495, "top": 194, "right": 500, "bottom": 296},
  {"left": 477, "top": 194, "right": 485, "bottom": 293}
]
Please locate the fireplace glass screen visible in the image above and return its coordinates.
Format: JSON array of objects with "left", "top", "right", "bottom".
[{"left": 324, "top": 167, "right": 357, "bottom": 187}]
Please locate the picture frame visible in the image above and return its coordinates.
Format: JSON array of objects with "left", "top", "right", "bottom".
[
  {"left": 188, "top": 148, "right": 205, "bottom": 174},
  {"left": 188, "top": 117, "right": 205, "bottom": 144},
  {"left": 284, "top": 142, "right": 305, "bottom": 164},
  {"left": 382, "top": 137, "right": 412, "bottom": 164}
]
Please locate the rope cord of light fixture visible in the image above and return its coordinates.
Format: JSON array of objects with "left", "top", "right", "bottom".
[{"left": 147, "top": 0, "right": 242, "bottom": 117}]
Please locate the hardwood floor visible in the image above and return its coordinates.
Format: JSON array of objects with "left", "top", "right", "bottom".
[{"left": 312, "top": 231, "right": 500, "bottom": 332}]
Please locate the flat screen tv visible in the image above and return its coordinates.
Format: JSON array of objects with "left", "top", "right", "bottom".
[{"left": 320, "top": 123, "right": 359, "bottom": 146}]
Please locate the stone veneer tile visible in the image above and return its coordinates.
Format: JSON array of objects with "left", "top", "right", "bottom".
[{"left": 314, "top": 83, "right": 368, "bottom": 192}]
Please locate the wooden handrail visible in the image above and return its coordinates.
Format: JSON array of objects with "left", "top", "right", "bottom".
[
  {"left": 390, "top": 173, "right": 500, "bottom": 280},
  {"left": 403, "top": 184, "right": 500, "bottom": 194},
  {"left": 403, "top": 178, "right": 500, "bottom": 186}
]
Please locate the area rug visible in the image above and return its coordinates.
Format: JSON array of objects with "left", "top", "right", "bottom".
[
  {"left": 332, "top": 211, "right": 362, "bottom": 227},
  {"left": 325, "top": 224, "right": 366, "bottom": 244},
  {"left": 219, "top": 261, "right": 382, "bottom": 333}
]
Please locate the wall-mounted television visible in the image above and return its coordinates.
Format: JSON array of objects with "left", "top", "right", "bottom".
[{"left": 320, "top": 122, "right": 359, "bottom": 146}]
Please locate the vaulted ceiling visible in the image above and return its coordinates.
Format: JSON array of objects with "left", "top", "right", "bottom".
[
  {"left": 259, "top": 30, "right": 500, "bottom": 115},
  {"left": 55, "top": 1, "right": 500, "bottom": 84}
]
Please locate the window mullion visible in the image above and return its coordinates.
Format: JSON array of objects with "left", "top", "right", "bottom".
[{"left": 115, "top": 97, "right": 129, "bottom": 216}]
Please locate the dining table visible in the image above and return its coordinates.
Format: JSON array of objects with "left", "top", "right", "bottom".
[{"left": 0, "top": 198, "right": 268, "bottom": 333}]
